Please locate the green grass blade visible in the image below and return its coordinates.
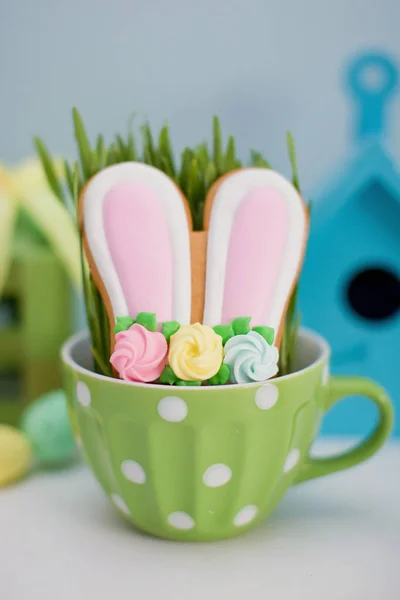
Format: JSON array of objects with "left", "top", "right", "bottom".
[
  {"left": 279, "top": 324, "right": 288, "bottom": 375},
  {"left": 187, "top": 158, "right": 198, "bottom": 202},
  {"left": 179, "top": 148, "right": 193, "bottom": 191},
  {"left": 194, "top": 142, "right": 210, "bottom": 172},
  {"left": 126, "top": 130, "right": 136, "bottom": 161},
  {"left": 96, "top": 134, "right": 104, "bottom": 155},
  {"left": 88, "top": 275, "right": 112, "bottom": 376},
  {"left": 158, "top": 125, "right": 176, "bottom": 177},
  {"left": 34, "top": 137, "right": 65, "bottom": 203},
  {"left": 96, "top": 135, "right": 107, "bottom": 169},
  {"left": 141, "top": 123, "right": 156, "bottom": 164},
  {"left": 212, "top": 116, "right": 223, "bottom": 175},
  {"left": 89, "top": 150, "right": 100, "bottom": 177},
  {"left": 126, "top": 113, "right": 137, "bottom": 161},
  {"left": 160, "top": 155, "right": 175, "bottom": 180},
  {"left": 64, "top": 161, "right": 74, "bottom": 198},
  {"left": 279, "top": 284, "right": 299, "bottom": 375},
  {"left": 287, "top": 131, "right": 300, "bottom": 191},
  {"left": 250, "top": 150, "right": 271, "bottom": 168},
  {"left": 72, "top": 108, "right": 93, "bottom": 180},
  {"left": 286, "top": 285, "right": 298, "bottom": 325},
  {"left": 186, "top": 158, "right": 200, "bottom": 215},
  {"left": 105, "top": 144, "right": 119, "bottom": 166},
  {"left": 204, "top": 161, "right": 217, "bottom": 189},
  {"left": 224, "top": 135, "right": 237, "bottom": 172},
  {"left": 72, "top": 162, "right": 82, "bottom": 205},
  {"left": 287, "top": 312, "right": 301, "bottom": 373},
  {"left": 116, "top": 135, "right": 128, "bottom": 160}
]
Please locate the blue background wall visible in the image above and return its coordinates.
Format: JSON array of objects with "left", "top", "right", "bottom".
[
  {"left": 1, "top": 0, "right": 399, "bottom": 436},
  {"left": 1, "top": 0, "right": 399, "bottom": 188}
]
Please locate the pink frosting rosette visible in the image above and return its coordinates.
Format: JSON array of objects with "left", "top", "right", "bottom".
[{"left": 110, "top": 323, "right": 168, "bottom": 383}]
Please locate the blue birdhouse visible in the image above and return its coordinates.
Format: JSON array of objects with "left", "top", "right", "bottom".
[{"left": 300, "top": 52, "right": 400, "bottom": 437}]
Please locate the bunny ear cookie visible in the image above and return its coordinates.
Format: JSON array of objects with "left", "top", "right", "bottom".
[
  {"left": 79, "top": 163, "right": 192, "bottom": 346},
  {"left": 202, "top": 168, "right": 308, "bottom": 345}
]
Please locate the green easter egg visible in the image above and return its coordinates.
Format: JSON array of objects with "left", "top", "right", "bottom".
[{"left": 21, "top": 390, "right": 76, "bottom": 466}]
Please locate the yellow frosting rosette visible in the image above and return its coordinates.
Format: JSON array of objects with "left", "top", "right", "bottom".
[{"left": 168, "top": 323, "right": 223, "bottom": 381}]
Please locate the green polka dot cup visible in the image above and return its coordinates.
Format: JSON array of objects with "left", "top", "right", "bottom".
[{"left": 62, "top": 329, "right": 393, "bottom": 541}]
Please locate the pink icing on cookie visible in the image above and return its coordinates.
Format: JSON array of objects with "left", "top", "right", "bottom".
[
  {"left": 103, "top": 180, "right": 173, "bottom": 323},
  {"left": 110, "top": 323, "right": 168, "bottom": 383},
  {"left": 221, "top": 186, "right": 287, "bottom": 326}
]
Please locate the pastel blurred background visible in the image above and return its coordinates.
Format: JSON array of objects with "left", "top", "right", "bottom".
[{"left": 0, "top": 0, "right": 399, "bottom": 436}]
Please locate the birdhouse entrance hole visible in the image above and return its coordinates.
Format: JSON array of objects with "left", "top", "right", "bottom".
[{"left": 345, "top": 266, "right": 400, "bottom": 322}]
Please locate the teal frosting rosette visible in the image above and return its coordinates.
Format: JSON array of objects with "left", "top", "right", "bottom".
[{"left": 223, "top": 331, "right": 279, "bottom": 384}]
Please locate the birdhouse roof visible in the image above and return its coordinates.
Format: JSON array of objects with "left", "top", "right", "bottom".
[{"left": 311, "top": 141, "right": 400, "bottom": 228}]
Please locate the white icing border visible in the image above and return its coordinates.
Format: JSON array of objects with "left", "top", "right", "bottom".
[
  {"left": 203, "top": 168, "right": 307, "bottom": 331},
  {"left": 83, "top": 163, "right": 192, "bottom": 324}
]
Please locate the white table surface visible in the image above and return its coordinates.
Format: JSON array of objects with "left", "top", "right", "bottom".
[{"left": 1, "top": 440, "right": 399, "bottom": 600}]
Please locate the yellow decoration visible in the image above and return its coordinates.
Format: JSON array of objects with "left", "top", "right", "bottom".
[
  {"left": 0, "top": 425, "right": 32, "bottom": 487},
  {"left": 0, "top": 185, "right": 18, "bottom": 294},
  {"left": 0, "top": 159, "right": 82, "bottom": 297},
  {"left": 168, "top": 323, "right": 223, "bottom": 381}
]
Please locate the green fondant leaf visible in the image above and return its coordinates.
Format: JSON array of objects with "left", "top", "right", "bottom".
[
  {"left": 231, "top": 317, "right": 251, "bottom": 336},
  {"left": 136, "top": 312, "right": 157, "bottom": 331},
  {"left": 162, "top": 320, "right": 180, "bottom": 341},
  {"left": 114, "top": 316, "right": 135, "bottom": 334},
  {"left": 159, "top": 366, "right": 177, "bottom": 385},
  {"left": 208, "top": 364, "right": 230, "bottom": 386},
  {"left": 213, "top": 324, "right": 234, "bottom": 345},
  {"left": 176, "top": 380, "right": 202, "bottom": 387},
  {"left": 252, "top": 326, "right": 275, "bottom": 345}
]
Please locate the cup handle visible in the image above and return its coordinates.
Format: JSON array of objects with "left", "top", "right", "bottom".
[{"left": 295, "top": 375, "right": 394, "bottom": 483}]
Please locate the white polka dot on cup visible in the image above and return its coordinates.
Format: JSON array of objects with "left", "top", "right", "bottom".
[
  {"left": 203, "top": 464, "right": 232, "bottom": 488},
  {"left": 158, "top": 396, "right": 188, "bottom": 422},
  {"left": 111, "top": 494, "right": 130, "bottom": 515},
  {"left": 255, "top": 384, "right": 279, "bottom": 410},
  {"left": 76, "top": 381, "right": 91, "bottom": 406},
  {"left": 283, "top": 448, "right": 300, "bottom": 473},
  {"left": 167, "top": 511, "right": 195, "bottom": 530},
  {"left": 121, "top": 460, "right": 146, "bottom": 484},
  {"left": 233, "top": 505, "right": 258, "bottom": 527}
]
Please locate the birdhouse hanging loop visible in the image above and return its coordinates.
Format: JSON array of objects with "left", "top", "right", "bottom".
[{"left": 346, "top": 52, "right": 399, "bottom": 142}]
